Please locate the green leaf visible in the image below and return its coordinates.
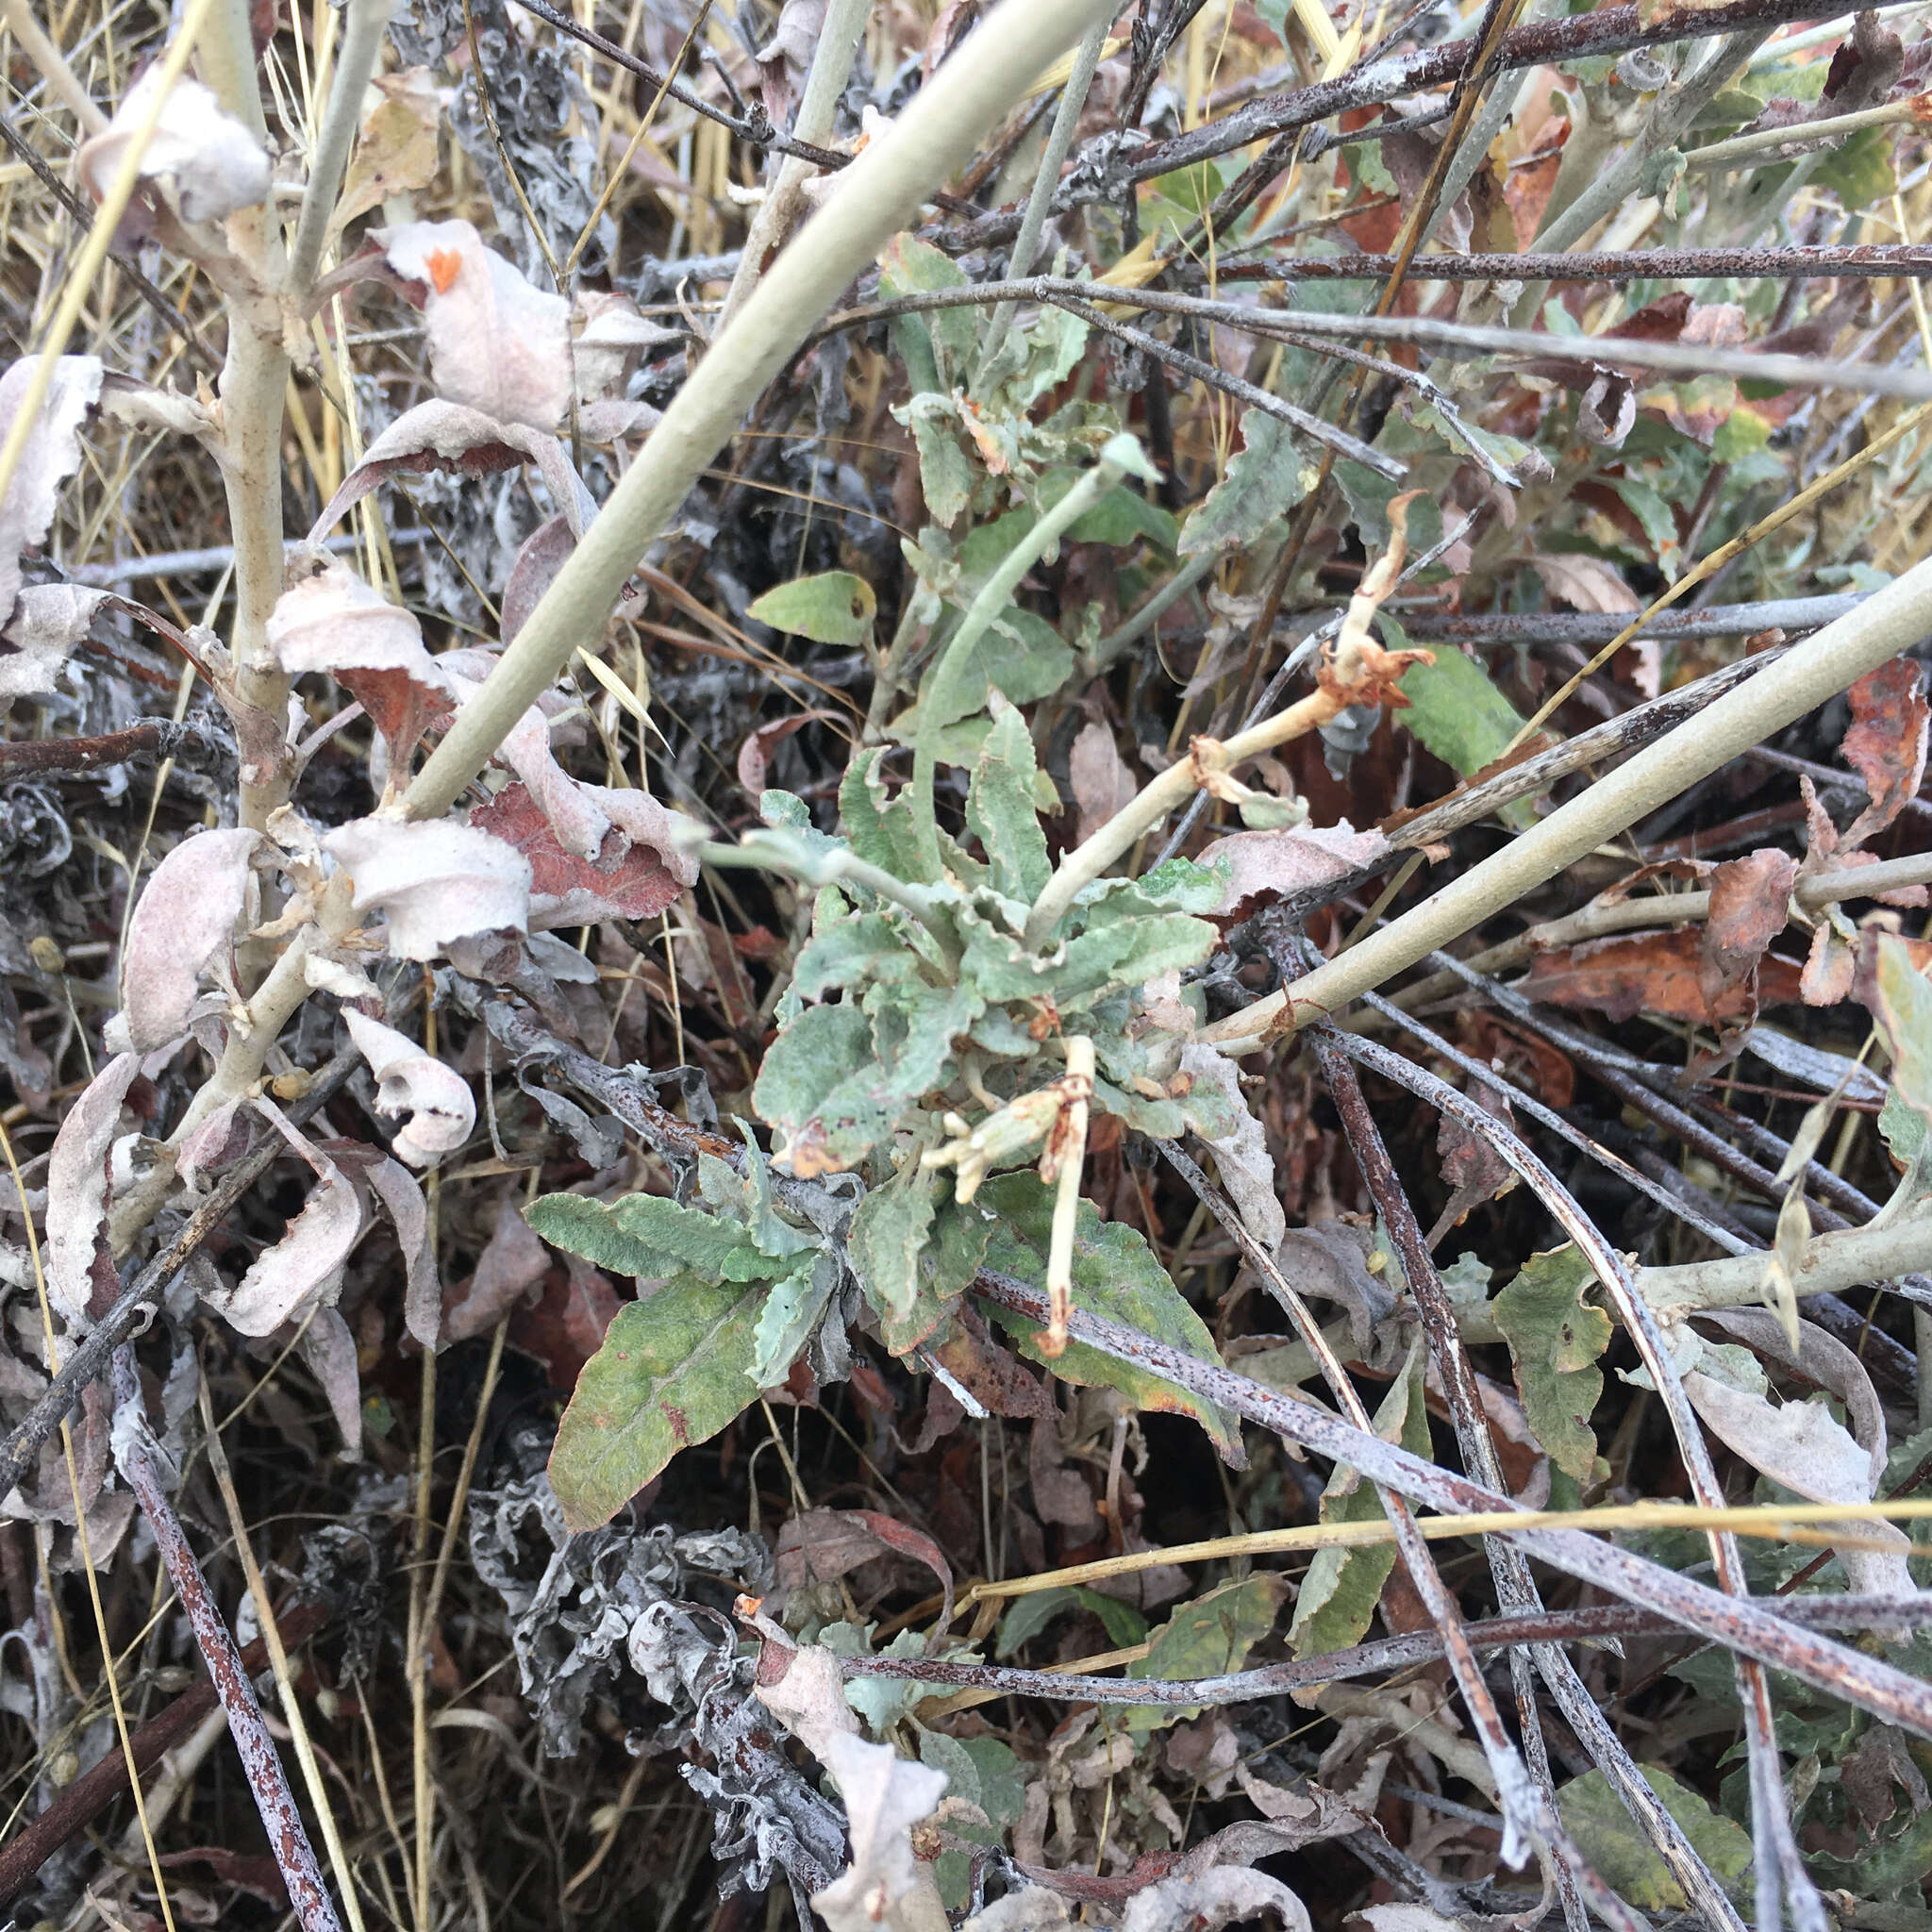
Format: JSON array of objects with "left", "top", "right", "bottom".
[
  {"left": 753, "top": 1002, "right": 892, "bottom": 1177},
  {"left": 1881, "top": 1082, "right": 1926, "bottom": 1169},
  {"left": 820, "top": 1622, "right": 931, "bottom": 1731},
  {"left": 525, "top": 1191, "right": 774, "bottom": 1282},
  {"left": 548, "top": 1275, "right": 764, "bottom": 1530},
  {"left": 1289, "top": 1344, "right": 1430, "bottom": 1659},
  {"left": 877, "top": 232, "right": 975, "bottom": 391},
  {"left": 793, "top": 909, "right": 920, "bottom": 999},
  {"left": 841, "top": 746, "right": 934, "bottom": 884},
  {"left": 997, "top": 1586, "right": 1148, "bottom": 1658},
  {"left": 1814, "top": 123, "right": 1895, "bottom": 211},
  {"left": 1492, "top": 1244, "right": 1612, "bottom": 1483},
  {"left": 747, "top": 571, "right": 877, "bottom": 646},
  {"left": 966, "top": 699, "right": 1050, "bottom": 901},
  {"left": 1610, "top": 475, "right": 1681, "bottom": 572},
  {"left": 748, "top": 1254, "right": 834, "bottom": 1389},
  {"left": 910, "top": 411, "right": 974, "bottom": 527},
  {"left": 917, "top": 607, "right": 1075, "bottom": 730},
  {"left": 974, "top": 1173, "right": 1243, "bottom": 1463},
  {"left": 1038, "top": 468, "right": 1178, "bottom": 552},
  {"left": 1179, "top": 409, "right": 1317, "bottom": 556},
  {"left": 1557, "top": 1766, "right": 1752, "bottom": 1911},
  {"left": 1398, "top": 643, "right": 1530, "bottom": 783},
  {"left": 848, "top": 1163, "right": 937, "bottom": 1324},
  {"left": 1871, "top": 934, "right": 1932, "bottom": 1128},
  {"left": 880, "top": 1191, "right": 991, "bottom": 1356},
  {"left": 1127, "top": 1574, "right": 1288, "bottom": 1734}
]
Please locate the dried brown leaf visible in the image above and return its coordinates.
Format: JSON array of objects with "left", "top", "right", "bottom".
[
  {"left": 1196, "top": 821, "right": 1391, "bottom": 923},
  {"left": 120, "top": 827, "right": 259, "bottom": 1051},
  {"left": 45, "top": 1054, "right": 140, "bottom": 1325}
]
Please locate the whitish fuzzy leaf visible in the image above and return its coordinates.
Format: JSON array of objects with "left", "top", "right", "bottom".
[
  {"left": 525, "top": 1190, "right": 774, "bottom": 1282},
  {"left": 573, "top": 291, "right": 679, "bottom": 405},
  {"left": 812, "top": 1732, "right": 952, "bottom": 1932},
  {"left": 1557, "top": 1766, "right": 1751, "bottom": 1912},
  {"left": 1289, "top": 1346, "right": 1429, "bottom": 1659},
  {"left": 1119, "top": 1869, "right": 1311, "bottom": 1932},
  {"left": 793, "top": 912, "right": 921, "bottom": 1001},
  {"left": 343, "top": 1008, "right": 474, "bottom": 1169},
  {"left": 975, "top": 1173, "right": 1243, "bottom": 1464},
  {"left": 847, "top": 1165, "right": 937, "bottom": 1325},
  {"left": 1398, "top": 645, "right": 1532, "bottom": 798},
  {"left": 1179, "top": 1045, "right": 1285, "bottom": 1255},
  {"left": 1127, "top": 1574, "right": 1288, "bottom": 1736},
  {"left": 268, "top": 555, "right": 448, "bottom": 758},
  {"left": 45, "top": 1055, "right": 140, "bottom": 1325},
  {"left": 0, "top": 584, "right": 110, "bottom": 701},
  {"left": 77, "top": 66, "right": 269, "bottom": 226},
  {"left": 330, "top": 68, "right": 442, "bottom": 235},
  {"left": 0, "top": 356, "right": 102, "bottom": 628},
  {"left": 996, "top": 1585, "right": 1148, "bottom": 1659},
  {"left": 308, "top": 399, "right": 593, "bottom": 546},
  {"left": 756, "top": 1641, "right": 860, "bottom": 1760},
  {"left": 323, "top": 816, "right": 530, "bottom": 961},
  {"left": 376, "top": 221, "right": 572, "bottom": 430},
  {"left": 1178, "top": 410, "right": 1316, "bottom": 556},
  {"left": 120, "top": 827, "right": 258, "bottom": 1051},
  {"left": 209, "top": 1168, "right": 364, "bottom": 1338},
  {"left": 1196, "top": 821, "right": 1389, "bottom": 923},
  {"left": 365, "top": 1155, "right": 441, "bottom": 1346},
  {"left": 1492, "top": 1245, "right": 1611, "bottom": 1483},
  {"left": 841, "top": 748, "right": 932, "bottom": 883},
  {"left": 748, "top": 572, "right": 877, "bottom": 646},
  {"left": 963, "top": 907, "right": 1217, "bottom": 1004},
  {"left": 748, "top": 1255, "right": 834, "bottom": 1388},
  {"left": 548, "top": 1274, "right": 765, "bottom": 1529},
  {"left": 877, "top": 233, "right": 975, "bottom": 394},
  {"left": 965, "top": 699, "right": 1050, "bottom": 901}
]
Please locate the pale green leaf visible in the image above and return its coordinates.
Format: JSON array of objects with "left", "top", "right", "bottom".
[
  {"left": 974, "top": 1173, "right": 1243, "bottom": 1463},
  {"left": 877, "top": 1191, "right": 991, "bottom": 1356},
  {"left": 525, "top": 1191, "right": 774, "bottom": 1282},
  {"left": 1557, "top": 1766, "right": 1752, "bottom": 1911},
  {"left": 547, "top": 1275, "right": 763, "bottom": 1530},
  {"left": 911, "top": 411, "right": 974, "bottom": 526},
  {"left": 877, "top": 232, "right": 974, "bottom": 391},
  {"left": 1398, "top": 643, "right": 1530, "bottom": 783},
  {"left": 1492, "top": 1244, "right": 1612, "bottom": 1483},
  {"left": 748, "top": 1254, "right": 834, "bottom": 1389},
  {"left": 847, "top": 1164, "right": 937, "bottom": 1324},
  {"left": 753, "top": 1002, "right": 892, "bottom": 1176},
  {"left": 997, "top": 1585, "right": 1148, "bottom": 1658},
  {"left": 793, "top": 910, "right": 921, "bottom": 999},
  {"left": 1127, "top": 1574, "right": 1288, "bottom": 1733},
  {"left": 1180, "top": 409, "right": 1316, "bottom": 556},
  {"left": 966, "top": 700, "right": 1050, "bottom": 901},
  {"left": 1872, "top": 934, "right": 1932, "bottom": 1126},
  {"left": 841, "top": 747, "right": 933, "bottom": 884},
  {"left": 747, "top": 571, "right": 876, "bottom": 646},
  {"left": 1289, "top": 1345, "right": 1430, "bottom": 1659},
  {"left": 917, "top": 607, "right": 1075, "bottom": 730}
]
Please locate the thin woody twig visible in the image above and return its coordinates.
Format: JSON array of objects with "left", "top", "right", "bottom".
[{"left": 110, "top": 1345, "right": 341, "bottom": 1932}]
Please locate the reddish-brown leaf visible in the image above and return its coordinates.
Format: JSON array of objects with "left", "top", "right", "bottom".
[
  {"left": 1842, "top": 658, "right": 1929, "bottom": 847},
  {"left": 1700, "top": 847, "right": 1798, "bottom": 1005},
  {"left": 1525, "top": 925, "right": 1804, "bottom": 1024}
]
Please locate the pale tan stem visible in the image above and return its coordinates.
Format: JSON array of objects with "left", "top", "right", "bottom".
[{"left": 1040, "top": 1037, "right": 1094, "bottom": 1359}]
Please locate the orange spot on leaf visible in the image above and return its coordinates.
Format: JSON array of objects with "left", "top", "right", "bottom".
[{"left": 425, "top": 248, "right": 461, "bottom": 294}]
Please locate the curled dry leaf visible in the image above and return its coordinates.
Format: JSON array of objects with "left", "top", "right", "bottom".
[
  {"left": 1699, "top": 847, "right": 1797, "bottom": 1010},
  {"left": 323, "top": 816, "right": 531, "bottom": 961},
  {"left": 754, "top": 1640, "right": 859, "bottom": 1762},
  {"left": 1119, "top": 1869, "right": 1313, "bottom": 1932},
  {"left": 269, "top": 555, "right": 451, "bottom": 761},
  {"left": 45, "top": 1054, "right": 141, "bottom": 1326},
  {"left": 308, "top": 398, "right": 594, "bottom": 546},
  {"left": 0, "top": 585, "right": 111, "bottom": 702},
  {"left": 76, "top": 65, "right": 271, "bottom": 230},
  {"left": 0, "top": 355, "right": 103, "bottom": 626},
  {"left": 1528, "top": 553, "right": 1640, "bottom": 615},
  {"left": 1180, "top": 1044, "right": 1286, "bottom": 1254},
  {"left": 343, "top": 1008, "right": 474, "bottom": 1170},
  {"left": 470, "top": 780, "right": 697, "bottom": 928},
  {"left": 1196, "top": 821, "right": 1391, "bottom": 924},
  {"left": 295, "top": 1306, "right": 363, "bottom": 1458},
  {"left": 375, "top": 221, "right": 573, "bottom": 431},
  {"left": 208, "top": 1163, "right": 364, "bottom": 1338},
  {"left": 329, "top": 68, "right": 443, "bottom": 236},
  {"left": 810, "top": 1732, "right": 951, "bottom": 1932},
  {"left": 120, "top": 827, "right": 260, "bottom": 1051},
  {"left": 574, "top": 291, "right": 679, "bottom": 404},
  {"left": 1526, "top": 925, "right": 1804, "bottom": 1024},
  {"left": 365, "top": 1155, "right": 441, "bottom": 1347}
]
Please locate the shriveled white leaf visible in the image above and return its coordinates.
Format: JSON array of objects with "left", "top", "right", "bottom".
[
  {"left": 376, "top": 221, "right": 572, "bottom": 430},
  {"left": 756, "top": 1641, "right": 860, "bottom": 1761},
  {"left": 295, "top": 1305, "right": 363, "bottom": 1459},
  {"left": 1704, "top": 1307, "right": 1888, "bottom": 1492},
  {"left": 77, "top": 67, "right": 270, "bottom": 225},
  {"left": 960, "top": 1890, "right": 1071, "bottom": 1930},
  {"left": 366, "top": 1155, "right": 441, "bottom": 1347},
  {"left": 1352, "top": 1907, "right": 1465, "bottom": 1932},
  {"left": 269, "top": 555, "right": 440, "bottom": 681},
  {"left": 323, "top": 816, "right": 531, "bottom": 961},
  {"left": 574, "top": 291, "right": 678, "bottom": 403},
  {"left": 45, "top": 1054, "right": 141, "bottom": 1325},
  {"left": 302, "top": 950, "right": 381, "bottom": 1003},
  {"left": 1181, "top": 1044, "right": 1285, "bottom": 1254},
  {"left": 343, "top": 1008, "right": 473, "bottom": 1171},
  {"left": 1122, "top": 1869, "right": 1313, "bottom": 1932},
  {"left": 121, "top": 826, "right": 259, "bottom": 1050},
  {"left": 0, "top": 356, "right": 103, "bottom": 623},
  {"left": 307, "top": 398, "right": 593, "bottom": 544},
  {"left": 445, "top": 1198, "right": 549, "bottom": 1342},
  {"left": 176, "top": 1096, "right": 245, "bottom": 1192},
  {"left": 208, "top": 1167, "right": 363, "bottom": 1337},
  {"left": 98, "top": 373, "right": 217, "bottom": 440},
  {"left": 1197, "top": 821, "right": 1391, "bottom": 922},
  {"left": 811, "top": 1733, "right": 951, "bottom": 1932},
  {"left": 0, "top": 585, "right": 109, "bottom": 701}
]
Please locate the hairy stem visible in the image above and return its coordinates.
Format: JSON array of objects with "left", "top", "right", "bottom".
[{"left": 398, "top": 0, "right": 1115, "bottom": 827}]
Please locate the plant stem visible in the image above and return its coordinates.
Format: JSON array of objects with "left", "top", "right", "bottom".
[
  {"left": 969, "top": 17, "right": 1111, "bottom": 392},
  {"left": 399, "top": 0, "right": 1115, "bottom": 828},
  {"left": 111, "top": 1347, "right": 343, "bottom": 1932},
  {"left": 715, "top": 0, "right": 872, "bottom": 334},
  {"left": 1203, "top": 551, "right": 1932, "bottom": 1050},
  {"left": 286, "top": 0, "right": 391, "bottom": 300},
  {"left": 910, "top": 447, "right": 1130, "bottom": 876},
  {"left": 1040, "top": 1037, "right": 1093, "bottom": 1358},
  {"left": 1641, "top": 1213, "right": 1932, "bottom": 1313}
]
